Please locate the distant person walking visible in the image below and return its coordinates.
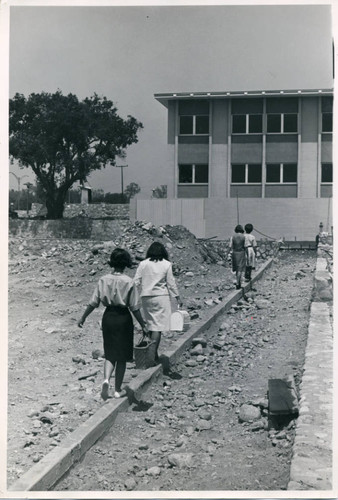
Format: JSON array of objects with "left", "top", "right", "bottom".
[
  {"left": 133, "top": 242, "right": 181, "bottom": 362},
  {"left": 230, "top": 224, "right": 246, "bottom": 289},
  {"left": 78, "top": 248, "right": 148, "bottom": 400},
  {"left": 244, "top": 223, "right": 258, "bottom": 282}
]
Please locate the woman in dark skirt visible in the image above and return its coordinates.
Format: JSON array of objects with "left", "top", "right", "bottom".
[
  {"left": 230, "top": 224, "right": 246, "bottom": 289},
  {"left": 78, "top": 248, "right": 148, "bottom": 400}
]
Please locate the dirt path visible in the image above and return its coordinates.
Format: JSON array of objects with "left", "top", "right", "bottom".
[{"left": 54, "top": 252, "right": 315, "bottom": 492}]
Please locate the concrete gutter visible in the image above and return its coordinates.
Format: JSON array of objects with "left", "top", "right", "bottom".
[{"left": 10, "top": 258, "right": 273, "bottom": 492}]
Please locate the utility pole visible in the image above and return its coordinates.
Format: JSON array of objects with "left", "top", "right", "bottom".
[
  {"left": 10, "top": 172, "right": 28, "bottom": 210},
  {"left": 115, "top": 164, "right": 128, "bottom": 200}
]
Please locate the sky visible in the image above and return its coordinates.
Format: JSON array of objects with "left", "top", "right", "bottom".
[{"left": 7, "top": 2, "right": 334, "bottom": 197}]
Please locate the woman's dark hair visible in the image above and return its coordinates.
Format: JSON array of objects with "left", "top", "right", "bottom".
[
  {"left": 146, "top": 242, "right": 169, "bottom": 261},
  {"left": 245, "top": 223, "right": 253, "bottom": 233},
  {"left": 109, "top": 248, "right": 132, "bottom": 269},
  {"left": 235, "top": 225, "right": 244, "bottom": 234}
]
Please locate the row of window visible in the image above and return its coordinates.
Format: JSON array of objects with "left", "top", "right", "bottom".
[
  {"left": 178, "top": 163, "right": 333, "bottom": 185},
  {"left": 179, "top": 112, "right": 333, "bottom": 135}
]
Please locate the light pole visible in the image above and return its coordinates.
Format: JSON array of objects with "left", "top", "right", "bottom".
[
  {"left": 10, "top": 172, "right": 28, "bottom": 210},
  {"left": 115, "top": 164, "right": 128, "bottom": 201}
]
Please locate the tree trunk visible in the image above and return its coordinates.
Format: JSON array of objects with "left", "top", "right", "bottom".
[{"left": 45, "top": 196, "right": 66, "bottom": 219}]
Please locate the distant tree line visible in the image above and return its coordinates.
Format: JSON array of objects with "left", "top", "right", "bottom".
[{"left": 9, "top": 182, "right": 142, "bottom": 212}]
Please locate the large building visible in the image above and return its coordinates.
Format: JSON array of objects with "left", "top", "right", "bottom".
[{"left": 134, "top": 88, "right": 333, "bottom": 240}]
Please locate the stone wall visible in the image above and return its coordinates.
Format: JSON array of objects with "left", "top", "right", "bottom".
[
  {"left": 312, "top": 233, "right": 333, "bottom": 302},
  {"left": 25, "top": 203, "right": 129, "bottom": 220}
]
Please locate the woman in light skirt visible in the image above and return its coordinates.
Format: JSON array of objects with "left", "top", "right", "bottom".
[{"left": 133, "top": 242, "right": 181, "bottom": 361}]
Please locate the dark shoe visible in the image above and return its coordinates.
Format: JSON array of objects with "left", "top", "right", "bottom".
[{"left": 236, "top": 284, "right": 241, "bottom": 290}]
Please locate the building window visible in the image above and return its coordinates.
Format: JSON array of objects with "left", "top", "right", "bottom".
[
  {"left": 321, "top": 163, "right": 332, "bottom": 183},
  {"left": 267, "top": 113, "right": 297, "bottom": 133},
  {"left": 232, "top": 114, "right": 262, "bottom": 134},
  {"left": 231, "top": 164, "right": 262, "bottom": 183},
  {"left": 322, "top": 112, "right": 333, "bottom": 133},
  {"left": 266, "top": 163, "right": 297, "bottom": 183},
  {"left": 179, "top": 115, "right": 209, "bottom": 135},
  {"left": 179, "top": 164, "right": 208, "bottom": 184}
]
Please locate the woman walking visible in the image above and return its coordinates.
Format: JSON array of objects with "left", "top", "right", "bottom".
[
  {"left": 133, "top": 242, "right": 181, "bottom": 362},
  {"left": 230, "top": 224, "right": 246, "bottom": 289},
  {"left": 244, "top": 223, "right": 258, "bottom": 281},
  {"left": 78, "top": 248, "right": 148, "bottom": 400}
]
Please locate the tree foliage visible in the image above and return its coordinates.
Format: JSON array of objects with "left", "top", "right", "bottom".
[
  {"left": 152, "top": 185, "right": 167, "bottom": 198},
  {"left": 124, "top": 182, "right": 141, "bottom": 202},
  {"left": 9, "top": 91, "right": 143, "bottom": 218}
]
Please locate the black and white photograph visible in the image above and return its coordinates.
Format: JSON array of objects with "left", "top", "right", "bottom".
[{"left": 0, "top": 0, "right": 336, "bottom": 496}]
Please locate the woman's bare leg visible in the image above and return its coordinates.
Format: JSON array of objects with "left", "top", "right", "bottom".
[
  {"left": 114, "top": 361, "right": 126, "bottom": 393},
  {"left": 150, "top": 331, "right": 161, "bottom": 361}
]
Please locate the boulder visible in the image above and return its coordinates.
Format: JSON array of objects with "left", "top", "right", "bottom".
[{"left": 238, "top": 404, "right": 261, "bottom": 423}]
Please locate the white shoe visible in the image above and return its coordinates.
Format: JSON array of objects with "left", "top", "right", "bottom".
[
  {"left": 114, "top": 389, "right": 127, "bottom": 398},
  {"left": 101, "top": 380, "right": 109, "bottom": 400}
]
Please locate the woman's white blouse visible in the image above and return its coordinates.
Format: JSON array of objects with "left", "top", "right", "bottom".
[{"left": 133, "top": 258, "right": 179, "bottom": 298}]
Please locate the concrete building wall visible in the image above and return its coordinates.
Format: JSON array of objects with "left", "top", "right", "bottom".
[
  {"left": 265, "top": 136, "right": 298, "bottom": 162},
  {"left": 298, "top": 97, "right": 319, "bottom": 199},
  {"left": 210, "top": 100, "right": 229, "bottom": 197},
  {"left": 178, "top": 143, "right": 209, "bottom": 163},
  {"left": 209, "top": 144, "right": 228, "bottom": 197},
  {"left": 134, "top": 197, "right": 332, "bottom": 240}
]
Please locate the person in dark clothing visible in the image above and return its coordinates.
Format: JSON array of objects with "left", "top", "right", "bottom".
[{"left": 230, "top": 225, "right": 246, "bottom": 289}]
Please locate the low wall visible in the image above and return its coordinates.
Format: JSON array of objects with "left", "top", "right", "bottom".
[{"left": 9, "top": 219, "right": 128, "bottom": 241}]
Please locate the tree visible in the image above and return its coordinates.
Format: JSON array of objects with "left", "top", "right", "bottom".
[
  {"left": 124, "top": 182, "right": 141, "bottom": 202},
  {"left": 152, "top": 185, "right": 167, "bottom": 198},
  {"left": 91, "top": 189, "right": 105, "bottom": 203},
  {"left": 9, "top": 91, "right": 143, "bottom": 219}
]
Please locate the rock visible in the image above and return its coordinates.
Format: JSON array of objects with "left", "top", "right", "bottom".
[
  {"left": 176, "top": 435, "right": 189, "bottom": 447},
  {"left": 194, "top": 399, "right": 205, "bottom": 407},
  {"left": 147, "top": 466, "right": 161, "bottom": 476},
  {"left": 92, "top": 349, "right": 104, "bottom": 359},
  {"left": 219, "top": 321, "right": 231, "bottom": 331},
  {"left": 124, "top": 478, "right": 137, "bottom": 490},
  {"left": 45, "top": 327, "right": 58, "bottom": 334},
  {"left": 168, "top": 453, "right": 194, "bottom": 468},
  {"left": 198, "top": 409, "right": 212, "bottom": 421},
  {"left": 239, "top": 404, "right": 262, "bottom": 423},
  {"left": 191, "top": 337, "right": 207, "bottom": 347},
  {"left": 185, "top": 360, "right": 198, "bottom": 367},
  {"left": 72, "top": 356, "right": 86, "bottom": 364},
  {"left": 196, "top": 355, "right": 206, "bottom": 363},
  {"left": 249, "top": 419, "right": 266, "bottom": 431},
  {"left": 204, "top": 299, "right": 214, "bottom": 306},
  {"left": 27, "top": 410, "right": 39, "bottom": 418},
  {"left": 196, "top": 420, "right": 212, "bottom": 431},
  {"left": 190, "top": 344, "right": 204, "bottom": 356},
  {"left": 138, "top": 443, "right": 149, "bottom": 450},
  {"left": 255, "top": 299, "right": 270, "bottom": 309}
]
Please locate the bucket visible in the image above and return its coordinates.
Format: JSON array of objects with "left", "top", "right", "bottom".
[{"left": 134, "top": 337, "right": 156, "bottom": 369}]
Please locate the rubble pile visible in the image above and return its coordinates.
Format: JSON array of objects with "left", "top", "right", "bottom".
[{"left": 8, "top": 221, "right": 230, "bottom": 275}]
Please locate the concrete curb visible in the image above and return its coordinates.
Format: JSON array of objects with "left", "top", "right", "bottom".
[
  {"left": 10, "top": 258, "right": 273, "bottom": 492},
  {"left": 287, "top": 255, "right": 334, "bottom": 491}
]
